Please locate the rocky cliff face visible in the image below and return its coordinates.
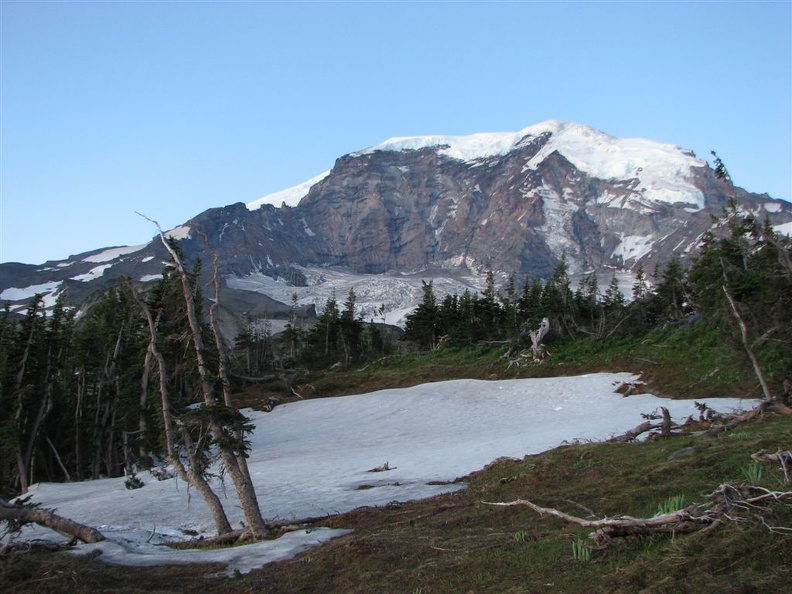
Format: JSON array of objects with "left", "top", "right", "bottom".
[{"left": 2, "top": 121, "right": 790, "bottom": 331}]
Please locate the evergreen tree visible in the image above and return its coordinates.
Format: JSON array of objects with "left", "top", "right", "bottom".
[
  {"left": 339, "top": 289, "right": 363, "bottom": 367},
  {"left": 404, "top": 281, "right": 440, "bottom": 349}
]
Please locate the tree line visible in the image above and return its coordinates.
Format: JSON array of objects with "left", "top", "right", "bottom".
[{"left": 403, "top": 200, "right": 791, "bottom": 388}]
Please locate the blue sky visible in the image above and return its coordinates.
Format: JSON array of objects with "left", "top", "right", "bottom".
[{"left": 2, "top": 1, "right": 790, "bottom": 265}]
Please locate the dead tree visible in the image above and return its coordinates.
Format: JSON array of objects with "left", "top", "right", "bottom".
[
  {"left": 529, "top": 317, "right": 550, "bottom": 362},
  {"left": 722, "top": 282, "right": 772, "bottom": 400},
  {"left": 484, "top": 483, "right": 792, "bottom": 548},
  {"left": 1, "top": 498, "right": 106, "bottom": 546}
]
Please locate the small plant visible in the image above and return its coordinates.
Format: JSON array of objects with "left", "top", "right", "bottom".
[
  {"left": 741, "top": 461, "right": 763, "bottom": 485},
  {"left": 727, "top": 430, "right": 750, "bottom": 440},
  {"left": 655, "top": 494, "right": 686, "bottom": 515},
  {"left": 571, "top": 538, "right": 591, "bottom": 562},
  {"left": 513, "top": 529, "right": 529, "bottom": 543}
]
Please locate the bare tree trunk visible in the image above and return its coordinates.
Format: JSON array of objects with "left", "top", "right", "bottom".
[
  {"left": 722, "top": 284, "right": 772, "bottom": 400},
  {"left": 1, "top": 498, "right": 105, "bottom": 543},
  {"left": 529, "top": 317, "right": 550, "bottom": 362},
  {"left": 138, "top": 348, "right": 151, "bottom": 466},
  {"left": 74, "top": 372, "right": 84, "bottom": 481},
  {"left": 45, "top": 437, "right": 71, "bottom": 482}
]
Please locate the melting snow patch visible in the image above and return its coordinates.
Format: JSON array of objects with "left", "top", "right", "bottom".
[
  {"left": 0, "top": 281, "right": 61, "bottom": 301},
  {"left": 776, "top": 221, "right": 792, "bottom": 237},
  {"left": 612, "top": 235, "right": 655, "bottom": 262},
  {"left": 10, "top": 373, "right": 757, "bottom": 574},
  {"left": 83, "top": 245, "right": 146, "bottom": 263},
  {"left": 247, "top": 170, "right": 330, "bottom": 211},
  {"left": 71, "top": 264, "right": 113, "bottom": 282},
  {"left": 764, "top": 202, "right": 782, "bottom": 213},
  {"left": 165, "top": 226, "right": 191, "bottom": 241}
]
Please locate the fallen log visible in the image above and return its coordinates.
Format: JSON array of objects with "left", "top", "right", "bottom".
[
  {"left": 481, "top": 498, "right": 714, "bottom": 546},
  {"left": 606, "top": 421, "right": 658, "bottom": 443},
  {"left": 1, "top": 498, "right": 105, "bottom": 544}
]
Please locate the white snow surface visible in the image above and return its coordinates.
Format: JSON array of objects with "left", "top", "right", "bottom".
[
  {"left": 0, "top": 281, "right": 61, "bottom": 302},
  {"left": 776, "top": 221, "right": 792, "bottom": 237},
  {"left": 246, "top": 121, "right": 707, "bottom": 214},
  {"left": 356, "top": 121, "right": 707, "bottom": 209},
  {"left": 71, "top": 264, "right": 113, "bottom": 282},
  {"left": 247, "top": 170, "right": 331, "bottom": 211},
  {"left": 82, "top": 245, "right": 146, "bottom": 263},
  {"left": 11, "top": 373, "right": 756, "bottom": 575}
]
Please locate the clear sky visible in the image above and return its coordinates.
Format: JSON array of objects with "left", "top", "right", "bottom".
[{"left": 1, "top": 1, "right": 790, "bottom": 265}]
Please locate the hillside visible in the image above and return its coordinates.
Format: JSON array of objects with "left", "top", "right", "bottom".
[{"left": 2, "top": 327, "right": 791, "bottom": 593}]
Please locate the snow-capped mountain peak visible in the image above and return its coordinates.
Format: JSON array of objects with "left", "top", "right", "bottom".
[{"left": 248, "top": 121, "right": 708, "bottom": 212}]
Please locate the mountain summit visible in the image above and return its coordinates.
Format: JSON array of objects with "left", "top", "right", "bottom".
[{"left": 2, "top": 121, "right": 790, "bottom": 330}]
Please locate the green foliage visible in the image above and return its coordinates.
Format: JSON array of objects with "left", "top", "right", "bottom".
[
  {"left": 655, "top": 494, "right": 687, "bottom": 515},
  {"left": 571, "top": 538, "right": 591, "bottom": 562},
  {"left": 741, "top": 462, "right": 763, "bottom": 485}
]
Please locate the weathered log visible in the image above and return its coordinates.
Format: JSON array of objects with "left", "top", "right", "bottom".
[
  {"left": 0, "top": 498, "right": 105, "bottom": 543},
  {"left": 605, "top": 421, "right": 658, "bottom": 443},
  {"left": 482, "top": 498, "right": 715, "bottom": 546}
]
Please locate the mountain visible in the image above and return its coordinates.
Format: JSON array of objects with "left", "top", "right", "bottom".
[{"left": 2, "top": 120, "right": 791, "bottom": 335}]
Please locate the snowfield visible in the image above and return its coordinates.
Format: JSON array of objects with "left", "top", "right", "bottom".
[{"left": 10, "top": 373, "right": 756, "bottom": 576}]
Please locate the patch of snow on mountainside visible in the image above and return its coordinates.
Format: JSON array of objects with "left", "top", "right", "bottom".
[
  {"left": 71, "top": 264, "right": 113, "bottom": 282},
  {"left": 776, "top": 221, "right": 792, "bottom": 237},
  {"left": 521, "top": 121, "right": 707, "bottom": 209},
  {"left": 358, "top": 121, "right": 705, "bottom": 209},
  {"left": 360, "top": 131, "right": 523, "bottom": 162},
  {"left": 227, "top": 267, "right": 486, "bottom": 327},
  {"left": 247, "top": 170, "right": 331, "bottom": 211},
  {"left": 165, "top": 226, "right": 191, "bottom": 241},
  {"left": 612, "top": 234, "right": 656, "bottom": 263},
  {"left": 83, "top": 245, "right": 146, "bottom": 263},
  {"left": 0, "top": 281, "right": 61, "bottom": 301}
]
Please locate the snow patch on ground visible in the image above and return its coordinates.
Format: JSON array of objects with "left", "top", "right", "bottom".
[{"left": 11, "top": 373, "right": 756, "bottom": 574}]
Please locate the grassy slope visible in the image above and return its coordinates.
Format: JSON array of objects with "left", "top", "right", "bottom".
[{"left": 3, "top": 324, "right": 791, "bottom": 593}]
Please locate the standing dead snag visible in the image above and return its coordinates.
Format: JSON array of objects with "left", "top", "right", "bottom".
[{"left": 528, "top": 317, "right": 550, "bottom": 362}]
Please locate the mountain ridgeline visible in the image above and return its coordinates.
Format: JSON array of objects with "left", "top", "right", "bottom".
[{"left": 1, "top": 121, "right": 790, "bottom": 330}]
